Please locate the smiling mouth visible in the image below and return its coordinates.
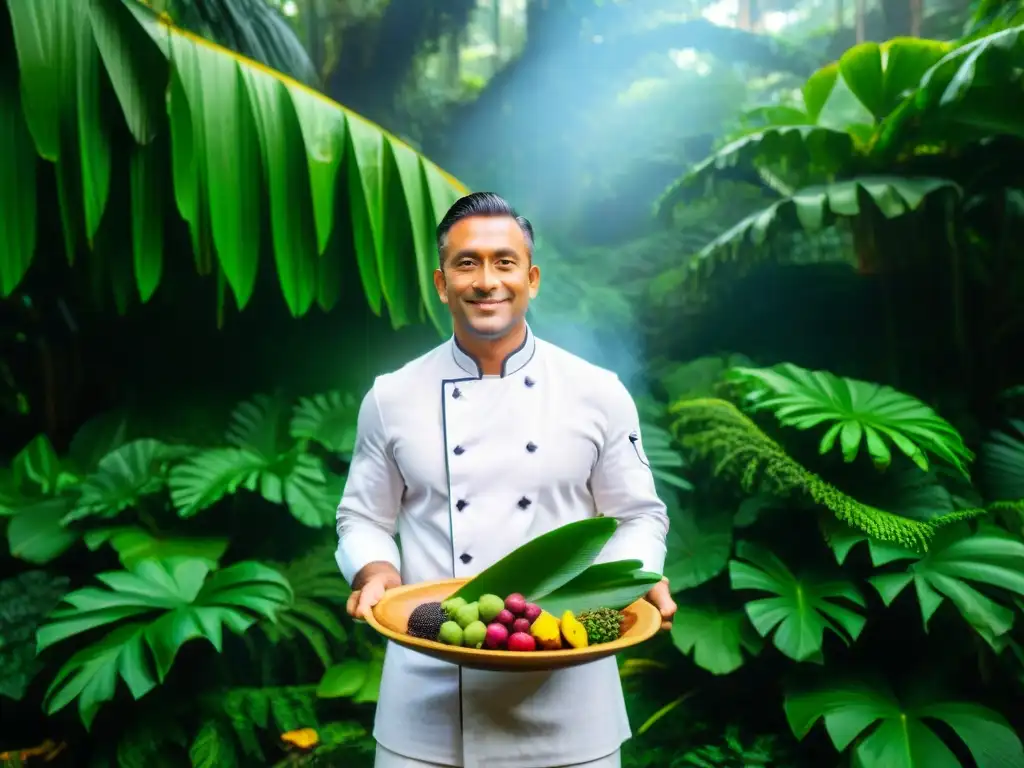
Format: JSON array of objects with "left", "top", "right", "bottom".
[{"left": 468, "top": 298, "right": 508, "bottom": 307}]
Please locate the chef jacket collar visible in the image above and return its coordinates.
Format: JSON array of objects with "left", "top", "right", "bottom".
[{"left": 450, "top": 322, "right": 536, "bottom": 378}]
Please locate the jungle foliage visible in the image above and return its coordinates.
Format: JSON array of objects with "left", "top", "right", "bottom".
[{"left": 3, "top": 0, "right": 1024, "bottom": 766}]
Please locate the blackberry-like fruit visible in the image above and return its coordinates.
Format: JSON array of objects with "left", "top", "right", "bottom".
[{"left": 407, "top": 601, "right": 447, "bottom": 640}]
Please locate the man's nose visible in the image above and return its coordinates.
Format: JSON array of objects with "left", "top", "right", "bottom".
[{"left": 473, "top": 264, "right": 500, "bottom": 292}]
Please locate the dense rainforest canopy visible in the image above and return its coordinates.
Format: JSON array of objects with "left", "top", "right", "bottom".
[{"left": 2, "top": 0, "right": 1024, "bottom": 766}]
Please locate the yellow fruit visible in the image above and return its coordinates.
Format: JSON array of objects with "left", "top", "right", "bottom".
[
  {"left": 560, "top": 610, "right": 589, "bottom": 649},
  {"left": 530, "top": 610, "right": 563, "bottom": 650}
]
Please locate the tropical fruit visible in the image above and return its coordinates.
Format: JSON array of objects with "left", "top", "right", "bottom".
[{"left": 405, "top": 593, "right": 630, "bottom": 653}]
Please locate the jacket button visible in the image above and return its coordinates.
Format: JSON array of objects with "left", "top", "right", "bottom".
[
  {"left": 460, "top": 553, "right": 473, "bottom": 564},
  {"left": 456, "top": 499, "right": 469, "bottom": 511},
  {"left": 518, "top": 497, "right": 531, "bottom": 509},
  {"left": 524, "top": 377, "right": 535, "bottom": 388},
  {"left": 526, "top": 442, "right": 537, "bottom": 453},
  {"left": 453, "top": 445, "right": 465, "bottom": 455},
  {"left": 453, "top": 387, "right": 461, "bottom": 399}
]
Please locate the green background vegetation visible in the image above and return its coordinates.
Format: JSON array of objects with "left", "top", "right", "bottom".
[{"left": 2, "top": 0, "right": 1024, "bottom": 765}]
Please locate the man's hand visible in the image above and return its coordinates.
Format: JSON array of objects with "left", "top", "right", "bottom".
[
  {"left": 346, "top": 562, "right": 402, "bottom": 621},
  {"left": 645, "top": 576, "right": 676, "bottom": 632}
]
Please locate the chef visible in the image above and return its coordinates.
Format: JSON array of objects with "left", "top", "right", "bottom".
[{"left": 335, "top": 192, "right": 675, "bottom": 768}]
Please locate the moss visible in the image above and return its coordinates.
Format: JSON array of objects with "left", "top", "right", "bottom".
[{"left": 669, "top": 398, "right": 987, "bottom": 552}]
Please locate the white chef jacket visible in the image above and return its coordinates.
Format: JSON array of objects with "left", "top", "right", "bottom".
[{"left": 335, "top": 323, "right": 669, "bottom": 768}]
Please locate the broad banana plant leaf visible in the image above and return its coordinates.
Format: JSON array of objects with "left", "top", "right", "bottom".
[
  {"left": 149, "top": 0, "right": 320, "bottom": 87},
  {"left": 653, "top": 26, "right": 1024, "bottom": 297},
  {"left": 0, "top": 0, "right": 466, "bottom": 334},
  {"left": 650, "top": 176, "right": 959, "bottom": 298},
  {"left": 784, "top": 677, "right": 1024, "bottom": 768}
]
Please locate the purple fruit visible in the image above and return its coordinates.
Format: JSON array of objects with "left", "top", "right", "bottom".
[
  {"left": 523, "top": 603, "right": 542, "bottom": 623},
  {"left": 496, "top": 609, "right": 515, "bottom": 626},
  {"left": 507, "top": 632, "right": 536, "bottom": 652},
  {"left": 512, "top": 618, "right": 531, "bottom": 635},
  {"left": 484, "top": 622, "right": 509, "bottom": 650},
  {"left": 505, "top": 593, "right": 527, "bottom": 615}
]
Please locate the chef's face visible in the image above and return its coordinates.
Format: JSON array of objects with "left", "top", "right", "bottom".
[{"left": 434, "top": 215, "right": 540, "bottom": 340}]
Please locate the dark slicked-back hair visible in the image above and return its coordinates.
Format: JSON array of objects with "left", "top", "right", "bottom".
[{"left": 436, "top": 192, "right": 535, "bottom": 267}]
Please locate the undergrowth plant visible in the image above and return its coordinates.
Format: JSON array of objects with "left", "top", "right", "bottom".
[{"left": 636, "top": 356, "right": 1024, "bottom": 768}]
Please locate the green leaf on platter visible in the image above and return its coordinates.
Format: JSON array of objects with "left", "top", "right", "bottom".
[
  {"left": 729, "top": 541, "right": 866, "bottom": 663},
  {"left": 534, "top": 561, "right": 663, "bottom": 616},
  {"left": 450, "top": 517, "right": 618, "bottom": 604},
  {"left": 784, "top": 677, "right": 1024, "bottom": 768},
  {"left": 865, "top": 523, "right": 1024, "bottom": 650},
  {"left": 670, "top": 601, "right": 763, "bottom": 676}
]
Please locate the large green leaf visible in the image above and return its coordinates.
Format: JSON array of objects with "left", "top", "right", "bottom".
[
  {"left": 878, "top": 25, "right": 1024, "bottom": 153},
  {"left": 669, "top": 398, "right": 982, "bottom": 551},
  {"left": 662, "top": 496, "right": 733, "bottom": 593},
  {"left": 0, "top": 71, "right": 37, "bottom": 296},
  {"left": 82, "top": 526, "right": 229, "bottom": 569},
  {"left": 534, "top": 561, "right": 663, "bottom": 616},
  {"left": 168, "top": 395, "right": 337, "bottom": 527},
  {"left": 63, "top": 438, "right": 187, "bottom": 524},
  {"left": 670, "top": 600, "right": 763, "bottom": 676},
  {"left": 449, "top": 517, "right": 618, "bottom": 604},
  {"left": 726, "top": 362, "right": 974, "bottom": 476},
  {"left": 729, "top": 541, "right": 866, "bottom": 663},
  {"left": 865, "top": 524, "right": 1024, "bottom": 649},
  {"left": 1, "top": 0, "right": 467, "bottom": 335},
  {"left": 258, "top": 547, "right": 350, "bottom": 670},
  {"left": 288, "top": 390, "right": 360, "bottom": 456},
  {"left": 37, "top": 557, "right": 292, "bottom": 728},
  {"left": 785, "top": 677, "right": 1024, "bottom": 768}
]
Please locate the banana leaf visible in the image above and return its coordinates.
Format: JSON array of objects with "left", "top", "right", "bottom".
[
  {"left": 449, "top": 517, "right": 618, "bottom": 604},
  {"left": 0, "top": 0, "right": 466, "bottom": 335},
  {"left": 534, "top": 560, "right": 663, "bottom": 616}
]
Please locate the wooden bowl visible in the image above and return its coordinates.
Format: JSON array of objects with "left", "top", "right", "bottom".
[{"left": 364, "top": 578, "right": 662, "bottom": 672}]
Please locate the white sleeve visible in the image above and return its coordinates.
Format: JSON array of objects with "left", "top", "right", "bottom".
[
  {"left": 589, "top": 375, "right": 669, "bottom": 575},
  {"left": 334, "top": 382, "right": 404, "bottom": 585}
]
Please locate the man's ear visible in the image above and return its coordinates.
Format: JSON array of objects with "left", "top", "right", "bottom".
[
  {"left": 528, "top": 264, "right": 541, "bottom": 300},
  {"left": 433, "top": 268, "right": 448, "bottom": 304}
]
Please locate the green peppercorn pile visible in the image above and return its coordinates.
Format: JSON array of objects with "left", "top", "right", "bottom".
[{"left": 578, "top": 608, "right": 624, "bottom": 644}]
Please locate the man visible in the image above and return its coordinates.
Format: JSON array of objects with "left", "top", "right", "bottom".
[{"left": 336, "top": 192, "right": 675, "bottom": 768}]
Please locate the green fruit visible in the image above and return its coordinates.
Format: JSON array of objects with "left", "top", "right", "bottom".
[
  {"left": 442, "top": 597, "right": 467, "bottom": 618},
  {"left": 463, "top": 620, "right": 487, "bottom": 649},
  {"left": 454, "top": 602, "right": 480, "bottom": 629},
  {"left": 477, "top": 593, "right": 505, "bottom": 623},
  {"left": 438, "top": 620, "right": 464, "bottom": 646}
]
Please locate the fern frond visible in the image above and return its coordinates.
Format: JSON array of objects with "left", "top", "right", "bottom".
[{"left": 669, "top": 398, "right": 987, "bottom": 551}]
